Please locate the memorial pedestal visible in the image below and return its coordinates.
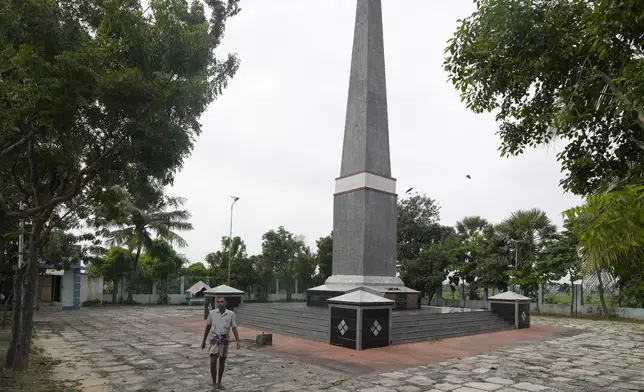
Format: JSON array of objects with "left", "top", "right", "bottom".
[
  {"left": 328, "top": 287, "right": 394, "bottom": 350},
  {"left": 489, "top": 291, "right": 531, "bottom": 329}
]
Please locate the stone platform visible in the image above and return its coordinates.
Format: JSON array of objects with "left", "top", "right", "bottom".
[{"left": 235, "top": 302, "right": 514, "bottom": 345}]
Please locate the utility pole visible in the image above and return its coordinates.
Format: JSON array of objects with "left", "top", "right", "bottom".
[{"left": 227, "top": 196, "right": 240, "bottom": 285}]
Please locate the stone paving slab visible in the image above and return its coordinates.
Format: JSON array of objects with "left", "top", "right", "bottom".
[{"left": 34, "top": 307, "right": 644, "bottom": 392}]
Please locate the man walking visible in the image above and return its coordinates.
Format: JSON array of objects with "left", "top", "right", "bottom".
[{"left": 201, "top": 297, "right": 241, "bottom": 391}]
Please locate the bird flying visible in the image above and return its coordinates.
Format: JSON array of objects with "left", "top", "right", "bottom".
[{"left": 466, "top": 175, "right": 471, "bottom": 179}]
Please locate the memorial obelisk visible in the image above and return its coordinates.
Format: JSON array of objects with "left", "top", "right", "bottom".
[{"left": 307, "top": 0, "right": 419, "bottom": 310}]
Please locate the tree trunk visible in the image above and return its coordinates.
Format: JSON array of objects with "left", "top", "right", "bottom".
[
  {"left": 5, "top": 271, "right": 22, "bottom": 366},
  {"left": 285, "top": 278, "right": 292, "bottom": 302},
  {"left": 596, "top": 268, "right": 609, "bottom": 318},
  {"left": 127, "top": 245, "right": 142, "bottom": 304},
  {"left": 11, "top": 216, "right": 45, "bottom": 370},
  {"left": 112, "top": 278, "right": 117, "bottom": 304},
  {"left": 569, "top": 269, "right": 574, "bottom": 318},
  {"left": 2, "top": 283, "right": 15, "bottom": 329},
  {"left": 161, "top": 276, "right": 168, "bottom": 305}
]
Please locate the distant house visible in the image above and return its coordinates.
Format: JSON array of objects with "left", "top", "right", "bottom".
[
  {"left": 185, "top": 281, "right": 210, "bottom": 305},
  {"left": 36, "top": 262, "right": 103, "bottom": 310}
]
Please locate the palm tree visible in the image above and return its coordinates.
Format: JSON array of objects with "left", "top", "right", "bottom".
[
  {"left": 496, "top": 209, "right": 556, "bottom": 303},
  {"left": 497, "top": 208, "right": 557, "bottom": 265},
  {"left": 99, "top": 185, "right": 193, "bottom": 303}
]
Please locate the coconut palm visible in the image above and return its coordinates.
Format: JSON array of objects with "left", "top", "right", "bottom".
[{"left": 98, "top": 184, "right": 193, "bottom": 303}]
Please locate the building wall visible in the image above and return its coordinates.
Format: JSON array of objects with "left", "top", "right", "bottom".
[
  {"left": 61, "top": 269, "right": 75, "bottom": 308},
  {"left": 81, "top": 274, "right": 103, "bottom": 304}
]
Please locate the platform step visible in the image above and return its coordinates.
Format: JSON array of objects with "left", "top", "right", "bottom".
[
  {"left": 392, "top": 319, "right": 511, "bottom": 334},
  {"left": 393, "top": 324, "right": 514, "bottom": 344},
  {"left": 236, "top": 315, "right": 327, "bottom": 335}
]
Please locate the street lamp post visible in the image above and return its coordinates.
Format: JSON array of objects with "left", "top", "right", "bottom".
[
  {"left": 508, "top": 239, "right": 519, "bottom": 268},
  {"left": 227, "top": 196, "right": 240, "bottom": 286}
]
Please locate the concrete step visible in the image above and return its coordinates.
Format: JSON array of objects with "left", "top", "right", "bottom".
[
  {"left": 236, "top": 312, "right": 327, "bottom": 327},
  {"left": 391, "top": 313, "right": 500, "bottom": 325},
  {"left": 237, "top": 318, "right": 328, "bottom": 342},
  {"left": 393, "top": 311, "right": 494, "bottom": 322},
  {"left": 236, "top": 315, "right": 328, "bottom": 335},
  {"left": 393, "top": 324, "right": 514, "bottom": 344},
  {"left": 238, "top": 305, "right": 328, "bottom": 319},
  {"left": 237, "top": 307, "right": 327, "bottom": 320},
  {"left": 392, "top": 319, "right": 511, "bottom": 335}
]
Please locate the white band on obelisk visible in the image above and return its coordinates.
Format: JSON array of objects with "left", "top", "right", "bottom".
[{"left": 335, "top": 172, "right": 396, "bottom": 194}]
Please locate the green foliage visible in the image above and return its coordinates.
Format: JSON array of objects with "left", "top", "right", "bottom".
[
  {"left": 0, "top": 0, "right": 241, "bottom": 222},
  {"left": 96, "top": 182, "right": 192, "bottom": 303},
  {"left": 397, "top": 193, "right": 453, "bottom": 262},
  {"left": 138, "top": 239, "right": 184, "bottom": 304},
  {"left": 260, "top": 226, "right": 309, "bottom": 301},
  {"left": 400, "top": 235, "right": 460, "bottom": 300},
  {"left": 398, "top": 194, "right": 456, "bottom": 298},
  {"left": 445, "top": 0, "right": 644, "bottom": 194},
  {"left": 564, "top": 185, "right": 644, "bottom": 268},
  {"left": 565, "top": 185, "right": 644, "bottom": 309},
  {"left": 141, "top": 239, "right": 184, "bottom": 279},
  {"left": 294, "top": 247, "right": 316, "bottom": 289},
  {"left": 39, "top": 230, "right": 83, "bottom": 268},
  {"left": 314, "top": 233, "right": 332, "bottom": 285},
  {"left": 0, "top": 0, "right": 240, "bottom": 370},
  {"left": 183, "top": 262, "right": 209, "bottom": 276},
  {"left": 90, "top": 247, "right": 133, "bottom": 280},
  {"left": 205, "top": 236, "right": 257, "bottom": 295},
  {"left": 541, "top": 230, "right": 582, "bottom": 284}
]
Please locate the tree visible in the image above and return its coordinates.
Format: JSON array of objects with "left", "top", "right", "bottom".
[
  {"left": 564, "top": 184, "right": 644, "bottom": 315},
  {"left": 397, "top": 193, "right": 455, "bottom": 300},
  {"left": 473, "top": 225, "right": 512, "bottom": 294},
  {"left": 205, "top": 236, "right": 257, "bottom": 300},
  {"left": 444, "top": 0, "right": 644, "bottom": 195},
  {"left": 541, "top": 229, "right": 583, "bottom": 316},
  {"left": 450, "top": 216, "right": 495, "bottom": 299},
  {"left": 183, "top": 262, "right": 209, "bottom": 277},
  {"left": 397, "top": 193, "right": 453, "bottom": 262},
  {"left": 205, "top": 236, "right": 249, "bottom": 286},
  {"left": 314, "top": 233, "right": 332, "bottom": 285},
  {"left": 294, "top": 246, "right": 316, "bottom": 292},
  {"left": 139, "top": 239, "right": 184, "bottom": 304},
  {"left": 98, "top": 184, "right": 192, "bottom": 303},
  {"left": 88, "top": 247, "right": 133, "bottom": 305},
  {"left": 498, "top": 209, "right": 557, "bottom": 301},
  {"left": 400, "top": 235, "right": 460, "bottom": 301},
  {"left": 260, "top": 227, "right": 308, "bottom": 302},
  {"left": 1, "top": 0, "right": 240, "bottom": 370}
]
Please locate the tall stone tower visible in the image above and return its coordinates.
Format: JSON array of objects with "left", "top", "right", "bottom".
[{"left": 307, "top": 0, "right": 419, "bottom": 309}]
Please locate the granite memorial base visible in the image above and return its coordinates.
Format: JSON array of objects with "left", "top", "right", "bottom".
[
  {"left": 328, "top": 288, "right": 394, "bottom": 350},
  {"left": 488, "top": 291, "right": 531, "bottom": 329}
]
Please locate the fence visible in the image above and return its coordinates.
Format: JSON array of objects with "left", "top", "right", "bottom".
[
  {"left": 100, "top": 275, "right": 311, "bottom": 305},
  {"left": 428, "top": 281, "right": 644, "bottom": 320}
]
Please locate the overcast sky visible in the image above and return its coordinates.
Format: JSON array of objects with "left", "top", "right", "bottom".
[{"left": 169, "top": 0, "right": 582, "bottom": 264}]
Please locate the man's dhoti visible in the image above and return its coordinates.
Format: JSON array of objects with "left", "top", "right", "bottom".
[{"left": 208, "top": 334, "right": 229, "bottom": 358}]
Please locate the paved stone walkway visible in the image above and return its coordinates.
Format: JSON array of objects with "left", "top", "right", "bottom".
[{"left": 34, "top": 307, "right": 644, "bottom": 392}]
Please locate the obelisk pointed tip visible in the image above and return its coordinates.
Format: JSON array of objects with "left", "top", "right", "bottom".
[{"left": 340, "top": 0, "right": 390, "bottom": 177}]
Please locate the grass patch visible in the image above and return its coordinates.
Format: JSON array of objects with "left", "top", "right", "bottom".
[{"left": 0, "top": 329, "right": 81, "bottom": 392}]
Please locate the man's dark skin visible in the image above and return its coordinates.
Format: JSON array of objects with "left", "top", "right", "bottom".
[{"left": 201, "top": 298, "right": 240, "bottom": 390}]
